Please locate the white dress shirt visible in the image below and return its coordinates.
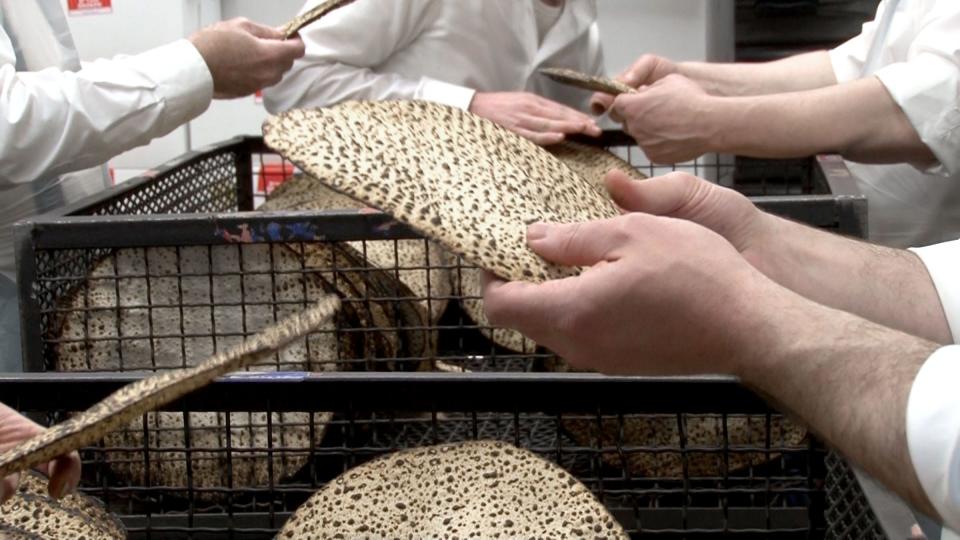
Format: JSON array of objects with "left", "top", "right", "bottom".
[
  {"left": 263, "top": 0, "right": 605, "bottom": 115},
  {"left": 910, "top": 241, "right": 960, "bottom": 532},
  {"left": 830, "top": 0, "right": 960, "bottom": 248},
  {"left": 0, "top": 0, "right": 213, "bottom": 279}
]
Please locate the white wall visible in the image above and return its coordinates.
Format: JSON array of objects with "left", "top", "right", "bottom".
[
  {"left": 598, "top": 0, "right": 735, "bottom": 76},
  {"left": 66, "top": 0, "right": 221, "bottom": 176},
  {"left": 188, "top": 0, "right": 302, "bottom": 149}
]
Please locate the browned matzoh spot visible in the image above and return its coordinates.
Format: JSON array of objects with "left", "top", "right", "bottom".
[
  {"left": 540, "top": 67, "right": 638, "bottom": 96},
  {"left": 278, "top": 440, "right": 628, "bottom": 539},
  {"left": 53, "top": 246, "right": 340, "bottom": 494},
  {"left": 263, "top": 101, "right": 620, "bottom": 283},
  {"left": 0, "top": 471, "right": 126, "bottom": 540},
  {"left": 281, "top": 0, "right": 357, "bottom": 38}
]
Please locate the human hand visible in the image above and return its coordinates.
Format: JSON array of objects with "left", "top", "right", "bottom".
[
  {"left": 0, "top": 402, "right": 81, "bottom": 502},
  {"left": 482, "top": 215, "right": 784, "bottom": 376},
  {"left": 469, "top": 92, "right": 602, "bottom": 146},
  {"left": 610, "top": 74, "right": 722, "bottom": 164},
  {"left": 604, "top": 170, "right": 772, "bottom": 261},
  {"left": 189, "top": 18, "right": 306, "bottom": 99},
  {"left": 590, "top": 54, "right": 677, "bottom": 114}
]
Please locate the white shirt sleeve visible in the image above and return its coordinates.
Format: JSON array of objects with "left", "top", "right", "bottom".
[
  {"left": 906, "top": 346, "right": 960, "bottom": 531},
  {"left": 828, "top": 4, "right": 880, "bottom": 83},
  {"left": 263, "top": 0, "right": 476, "bottom": 114},
  {"left": 871, "top": 1, "right": 960, "bottom": 177},
  {"left": 908, "top": 240, "right": 960, "bottom": 529},
  {"left": 0, "top": 37, "right": 213, "bottom": 185},
  {"left": 912, "top": 239, "right": 960, "bottom": 343},
  {"left": 831, "top": 0, "right": 960, "bottom": 176}
]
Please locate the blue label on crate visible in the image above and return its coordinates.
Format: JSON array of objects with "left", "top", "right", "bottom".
[
  {"left": 222, "top": 371, "right": 309, "bottom": 382},
  {"left": 215, "top": 221, "right": 326, "bottom": 243}
]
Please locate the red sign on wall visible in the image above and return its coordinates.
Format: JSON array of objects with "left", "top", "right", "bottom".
[{"left": 67, "top": 0, "right": 113, "bottom": 16}]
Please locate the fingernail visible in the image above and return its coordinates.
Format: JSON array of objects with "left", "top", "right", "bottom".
[{"left": 527, "top": 223, "right": 550, "bottom": 241}]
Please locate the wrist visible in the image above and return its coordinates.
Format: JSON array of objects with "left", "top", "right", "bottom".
[
  {"left": 676, "top": 62, "right": 726, "bottom": 96},
  {"left": 728, "top": 281, "right": 825, "bottom": 384},
  {"left": 738, "top": 210, "right": 783, "bottom": 267},
  {"left": 701, "top": 95, "right": 739, "bottom": 154}
]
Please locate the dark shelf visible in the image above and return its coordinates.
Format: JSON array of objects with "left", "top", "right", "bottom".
[{"left": 736, "top": 0, "right": 881, "bottom": 61}]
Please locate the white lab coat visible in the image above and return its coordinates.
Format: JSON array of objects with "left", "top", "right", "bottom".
[
  {"left": 0, "top": 0, "right": 213, "bottom": 370},
  {"left": 264, "top": 0, "right": 605, "bottom": 114},
  {"left": 830, "top": 0, "right": 960, "bottom": 248}
]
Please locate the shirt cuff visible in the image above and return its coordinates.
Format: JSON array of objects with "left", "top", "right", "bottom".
[
  {"left": 127, "top": 39, "right": 214, "bottom": 133},
  {"left": 874, "top": 55, "right": 960, "bottom": 177},
  {"left": 907, "top": 345, "right": 960, "bottom": 532},
  {"left": 416, "top": 78, "right": 477, "bottom": 111},
  {"left": 911, "top": 239, "right": 960, "bottom": 344}
]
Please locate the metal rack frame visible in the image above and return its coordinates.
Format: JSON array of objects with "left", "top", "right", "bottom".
[{"left": 2, "top": 372, "right": 831, "bottom": 539}]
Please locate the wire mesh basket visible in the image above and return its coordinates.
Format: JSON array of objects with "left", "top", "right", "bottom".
[
  {"left": 12, "top": 133, "right": 874, "bottom": 538},
  {"left": 2, "top": 373, "right": 831, "bottom": 539}
]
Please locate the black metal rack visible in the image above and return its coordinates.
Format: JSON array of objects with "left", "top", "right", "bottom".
[
  {"left": 10, "top": 133, "right": 877, "bottom": 538},
  {"left": 3, "top": 372, "right": 830, "bottom": 539}
]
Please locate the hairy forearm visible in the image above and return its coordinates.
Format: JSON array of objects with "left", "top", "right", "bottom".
[
  {"left": 747, "top": 213, "right": 952, "bottom": 344},
  {"left": 678, "top": 52, "right": 837, "bottom": 97},
  {"left": 710, "top": 77, "right": 935, "bottom": 164},
  {"left": 744, "top": 292, "right": 939, "bottom": 519}
]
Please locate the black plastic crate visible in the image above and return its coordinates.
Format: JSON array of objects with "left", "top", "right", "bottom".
[
  {"left": 1, "top": 373, "right": 833, "bottom": 539},
  {"left": 11, "top": 133, "right": 874, "bottom": 538},
  {"left": 15, "top": 133, "right": 866, "bottom": 374}
]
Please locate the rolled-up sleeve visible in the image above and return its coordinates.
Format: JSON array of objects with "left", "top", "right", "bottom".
[
  {"left": 909, "top": 240, "right": 960, "bottom": 530},
  {"left": 875, "top": 56, "right": 960, "bottom": 176},
  {"left": 829, "top": 0, "right": 960, "bottom": 175},
  {"left": 829, "top": 18, "right": 876, "bottom": 84}
]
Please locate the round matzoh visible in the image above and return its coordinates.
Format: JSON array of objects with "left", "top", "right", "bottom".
[
  {"left": 263, "top": 178, "right": 433, "bottom": 362},
  {"left": 280, "top": 0, "right": 357, "bottom": 38},
  {"left": 277, "top": 440, "right": 627, "bottom": 539},
  {"left": 263, "top": 101, "right": 620, "bottom": 283},
  {"left": 262, "top": 174, "right": 453, "bottom": 327},
  {"left": 454, "top": 142, "right": 644, "bottom": 354},
  {"left": 52, "top": 245, "right": 339, "bottom": 496},
  {"left": 546, "top": 141, "right": 647, "bottom": 187},
  {"left": 0, "top": 525, "right": 42, "bottom": 539},
  {"left": 0, "top": 472, "right": 125, "bottom": 540},
  {"left": 457, "top": 267, "right": 537, "bottom": 354},
  {"left": 2, "top": 298, "right": 339, "bottom": 485},
  {"left": 563, "top": 414, "right": 807, "bottom": 478},
  {"left": 265, "top": 174, "right": 531, "bottom": 356},
  {"left": 540, "top": 67, "right": 637, "bottom": 96},
  {"left": 299, "top": 238, "right": 431, "bottom": 366}
]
